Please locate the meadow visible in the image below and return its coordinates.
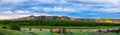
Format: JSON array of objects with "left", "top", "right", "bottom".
[
  {"left": 0, "top": 28, "right": 120, "bottom": 35},
  {"left": 0, "top": 20, "right": 120, "bottom": 35}
]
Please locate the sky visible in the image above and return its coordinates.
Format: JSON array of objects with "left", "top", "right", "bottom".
[{"left": 0, "top": 0, "right": 120, "bottom": 19}]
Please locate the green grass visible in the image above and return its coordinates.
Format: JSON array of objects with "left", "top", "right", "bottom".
[
  {"left": 0, "top": 29, "right": 31, "bottom": 35},
  {"left": 20, "top": 26, "right": 120, "bottom": 29},
  {"left": 64, "top": 32, "right": 120, "bottom": 35},
  {"left": 25, "top": 30, "right": 58, "bottom": 35},
  {"left": 0, "top": 29, "right": 58, "bottom": 35},
  {"left": 0, "top": 28, "right": 120, "bottom": 35}
]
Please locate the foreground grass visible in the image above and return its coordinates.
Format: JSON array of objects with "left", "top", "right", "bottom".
[
  {"left": 20, "top": 26, "right": 120, "bottom": 29},
  {"left": 0, "top": 28, "right": 120, "bottom": 35},
  {"left": 64, "top": 32, "right": 120, "bottom": 35},
  {"left": 25, "top": 30, "right": 58, "bottom": 35},
  {"left": 0, "top": 29, "right": 31, "bottom": 35},
  {"left": 0, "top": 29, "right": 58, "bottom": 35}
]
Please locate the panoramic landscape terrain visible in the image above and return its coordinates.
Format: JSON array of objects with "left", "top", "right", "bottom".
[
  {"left": 0, "top": 0, "right": 120, "bottom": 35},
  {"left": 0, "top": 15, "right": 120, "bottom": 35}
]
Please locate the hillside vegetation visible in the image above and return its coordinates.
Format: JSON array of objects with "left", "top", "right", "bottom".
[{"left": 0, "top": 20, "right": 119, "bottom": 26}]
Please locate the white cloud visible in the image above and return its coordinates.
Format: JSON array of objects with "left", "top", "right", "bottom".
[
  {"left": 30, "top": 7, "right": 41, "bottom": 10},
  {"left": 59, "top": 0, "right": 67, "bottom": 4},
  {"left": 43, "top": 6, "right": 75, "bottom": 12},
  {"left": 66, "top": 0, "right": 120, "bottom": 13},
  {"left": 0, "top": 11, "right": 54, "bottom": 20},
  {"left": 0, "top": 0, "right": 29, "bottom": 4},
  {"left": 99, "top": 7, "right": 120, "bottom": 13},
  {"left": 77, "top": 0, "right": 120, "bottom": 4},
  {"left": 1, "top": 0, "right": 120, "bottom": 18},
  {"left": 15, "top": 10, "right": 32, "bottom": 14},
  {"left": 77, "top": 0, "right": 120, "bottom": 6},
  {"left": 34, "top": 0, "right": 58, "bottom": 4},
  {"left": 32, "top": 13, "right": 53, "bottom": 16},
  {"left": 66, "top": 0, "right": 120, "bottom": 8},
  {"left": 63, "top": 8, "right": 75, "bottom": 12},
  {"left": 43, "top": 7, "right": 51, "bottom": 12},
  {"left": 53, "top": 6, "right": 62, "bottom": 11},
  {"left": 1, "top": 10, "right": 13, "bottom": 14}
]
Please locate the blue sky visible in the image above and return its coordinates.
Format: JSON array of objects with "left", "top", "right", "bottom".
[{"left": 0, "top": 0, "right": 120, "bottom": 19}]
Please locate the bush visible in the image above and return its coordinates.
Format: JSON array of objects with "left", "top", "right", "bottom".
[
  {"left": 1, "top": 26, "right": 7, "bottom": 29},
  {"left": 8, "top": 25, "right": 21, "bottom": 31}
]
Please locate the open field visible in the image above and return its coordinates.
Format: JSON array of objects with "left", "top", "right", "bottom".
[
  {"left": 0, "top": 28, "right": 120, "bottom": 35},
  {"left": 20, "top": 26, "right": 120, "bottom": 29},
  {"left": 0, "top": 20, "right": 120, "bottom": 35},
  {"left": 0, "top": 29, "right": 58, "bottom": 35}
]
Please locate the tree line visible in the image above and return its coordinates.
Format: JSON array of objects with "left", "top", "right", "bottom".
[{"left": 0, "top": 20, "right": 119, "bottom": 26}]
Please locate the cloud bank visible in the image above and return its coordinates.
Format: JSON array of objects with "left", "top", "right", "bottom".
[{"left": 0, "top": 0, "right": 120, "bottom": 19}]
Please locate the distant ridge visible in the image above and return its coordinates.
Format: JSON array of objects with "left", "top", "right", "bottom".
[
  {"left": 13, "top": 15, "right": 120, "bottom": 23},
  {"left": 15, "top": 15, "right": 70, "bottom": 20}
]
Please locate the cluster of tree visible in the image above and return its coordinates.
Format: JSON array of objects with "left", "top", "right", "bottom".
[
  {"left": 1, "top": 25, "right": 20, "bottom": 31},
  {"left": 0, "top": 20, "right": 119, "bottom": 26}
]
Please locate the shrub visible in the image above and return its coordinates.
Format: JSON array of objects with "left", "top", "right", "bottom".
[
  {"left": 1, "top": 26, "right": 7, "bottom": 29},
  {"left": 8, "top": 25, "right": 21, "bottom": 31}
]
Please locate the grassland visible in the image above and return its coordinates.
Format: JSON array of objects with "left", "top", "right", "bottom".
[
  {"left": 0, "top": 28, "right": 120, "bottom": 35},
  {"left": 0, "top": 28, "right": 58, "bottom": 35},
  {"left": 0, "top": 20, "right": 120, "bottom": 35},
  {"left": 20, "top": 26, "right": 120, "bottom": 29}
]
